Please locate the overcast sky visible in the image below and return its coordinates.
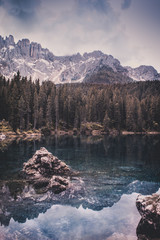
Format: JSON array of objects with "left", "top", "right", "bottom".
[{"left": 0, "top": 0, "right": 160, "bottom": 71}]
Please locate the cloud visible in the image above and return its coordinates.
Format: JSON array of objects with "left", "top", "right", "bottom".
[
  {"left": 77, "top": 0, "right": 110, "bottom": 14},
  {"left": 0, "top": 0, "right": 40, "bottom": 21},
  {"left": 27, "top": 0, "right": 119, "bottom": 54},
  {"left": 121, "top": 0, "right": 132, "bottom": 10},
  {"left": 0, "top": 0, "right": 160, "bottom": 72}
]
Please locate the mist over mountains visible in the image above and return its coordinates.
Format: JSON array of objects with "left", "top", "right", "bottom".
[{"left": 0, "top": 35, "right": 160, "bottom": 84}]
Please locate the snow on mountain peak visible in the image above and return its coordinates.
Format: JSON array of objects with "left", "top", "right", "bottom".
[{"left": 0, "top": 35, "right": 159, "bottom": 83}]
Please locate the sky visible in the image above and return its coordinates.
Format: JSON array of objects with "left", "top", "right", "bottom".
[{"left": 0, "top": 0, "right": 160, "bottom": 71}]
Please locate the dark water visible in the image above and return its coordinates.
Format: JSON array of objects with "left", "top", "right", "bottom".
[{"left": 0, "top": 135, "right": 160, "bottom": 240}]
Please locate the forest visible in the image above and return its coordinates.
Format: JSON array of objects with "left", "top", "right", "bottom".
[{"left": 0, "top": 71, "right": 160, "bottom": 133}]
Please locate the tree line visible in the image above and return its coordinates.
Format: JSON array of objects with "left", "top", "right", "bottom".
[{"left": 0, "top": 71, "right": 160, "bottom": 132}]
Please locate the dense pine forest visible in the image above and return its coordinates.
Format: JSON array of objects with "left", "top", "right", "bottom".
[{"left": 0, "top": 71, "right": 160, "bottom": 133}]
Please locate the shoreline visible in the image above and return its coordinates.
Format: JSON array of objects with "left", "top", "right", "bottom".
[
  {"left": 121, "top": 131, "right": 160, "bottom": 135},
  {"left": 1, "top": 130, "right": 160, "bottom": 142}
]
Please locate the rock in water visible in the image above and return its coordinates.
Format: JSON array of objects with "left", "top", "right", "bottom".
[
  {"left": 136, "top": 193, "right": 160, "bottom": 239},
  {"left": 22, "top": 147, "right": 72, "bottom": 194}
]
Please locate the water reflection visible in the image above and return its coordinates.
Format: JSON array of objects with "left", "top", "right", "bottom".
[
  {"left": 0, "top": 135, "right": 160, "bottom": 239},
  {"left": 0, "top": 193, "right": 140, "bottom": 240}
]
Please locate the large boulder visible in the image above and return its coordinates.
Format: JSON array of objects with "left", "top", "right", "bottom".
[
  {"left": 136, "top": 193, "right": 160, "bottom": 239},
  {"left": 22, "top": 147, "right": 73, "bottom": 194}
]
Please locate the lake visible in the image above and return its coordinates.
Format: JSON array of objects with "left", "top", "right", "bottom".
[{"left": 0, "top": 134, "right": 160, "bottom": 240}]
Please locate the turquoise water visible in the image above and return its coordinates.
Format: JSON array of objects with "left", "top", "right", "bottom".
[{"left": 0, "top": 135, "right": 160, "bottom": 239}]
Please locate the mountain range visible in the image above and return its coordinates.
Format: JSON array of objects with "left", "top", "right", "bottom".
[{"left": 0, "top": 35, "right": 160, "bottom": 84}]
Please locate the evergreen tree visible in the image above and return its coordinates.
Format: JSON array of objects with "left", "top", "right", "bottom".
[
  {"left": 18, "top": 96, "right": 26, "bottom": 130},
  {"left": 46, "top": 95, "right": 53, "bottom": 128},
  {"left": 55, "top": 88, "right": 59, "bottom": 132},
  {"left": 0, "top": 73, "right": 159, "bottom": 133},
  {"left": 33, "top": 89, "right": 38, "bottom": 129}
]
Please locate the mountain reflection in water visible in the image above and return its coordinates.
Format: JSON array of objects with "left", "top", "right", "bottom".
[{"left": 0, "top": 135, "right": 160, "bottom": 240}]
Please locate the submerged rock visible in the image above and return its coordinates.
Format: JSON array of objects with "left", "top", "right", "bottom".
[
  {"left": 22, "top": 147, "right": 73, "bottom": 194},
  {"left": 136, "top": 193, "right": 160, "bottom": 239}
]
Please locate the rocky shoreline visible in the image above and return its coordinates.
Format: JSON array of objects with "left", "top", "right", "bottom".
[
  {"left": 0, "top": 119, "right": 160, "bottom": 142},
  {"left": 136, "top": 193, "right": 160, "bottom": 239}
]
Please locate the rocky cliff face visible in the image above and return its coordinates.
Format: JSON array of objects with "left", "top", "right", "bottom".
[
  {"left": 126, "top": 65, "right": 160, "bottom": 81},
  {"left": 0, "top": 35, "right": 160, "bottom": 83}
]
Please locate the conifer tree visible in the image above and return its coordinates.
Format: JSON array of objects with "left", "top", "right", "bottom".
[
  {"left": 33, "top": 89, "right": 38, "bottom": 129},
  {"left": 46, "top": 95, "right": 53, "bottom": 128},
  {"left": 18, "top": 96, "right": 26, "bottom": 130}
]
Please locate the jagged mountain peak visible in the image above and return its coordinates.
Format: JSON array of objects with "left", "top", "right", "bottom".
[
  {"left": 83, "top": 50, "right": 104, "bottom": 58},
  {"left": 125, "top": 65, "right": 160, "bottom": 81},
  {"left": 0, "top": 35, "right": 159, "bottom": 84},
  {"left": 0, "top": 35, "right": 15, "bottom": 48}
]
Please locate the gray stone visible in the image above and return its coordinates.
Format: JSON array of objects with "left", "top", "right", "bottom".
[
  {"left": 22, "top": 147, "right": 72, "bottom": 194},
  {"left": 48, "top": 176, "right": 70, "bottom": 194},
  {"left": 136, "top": 193, "right": 160, "bottom": 239},
  {"left": 17, "top": 39, "right": 30, "bottom": 57}
]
